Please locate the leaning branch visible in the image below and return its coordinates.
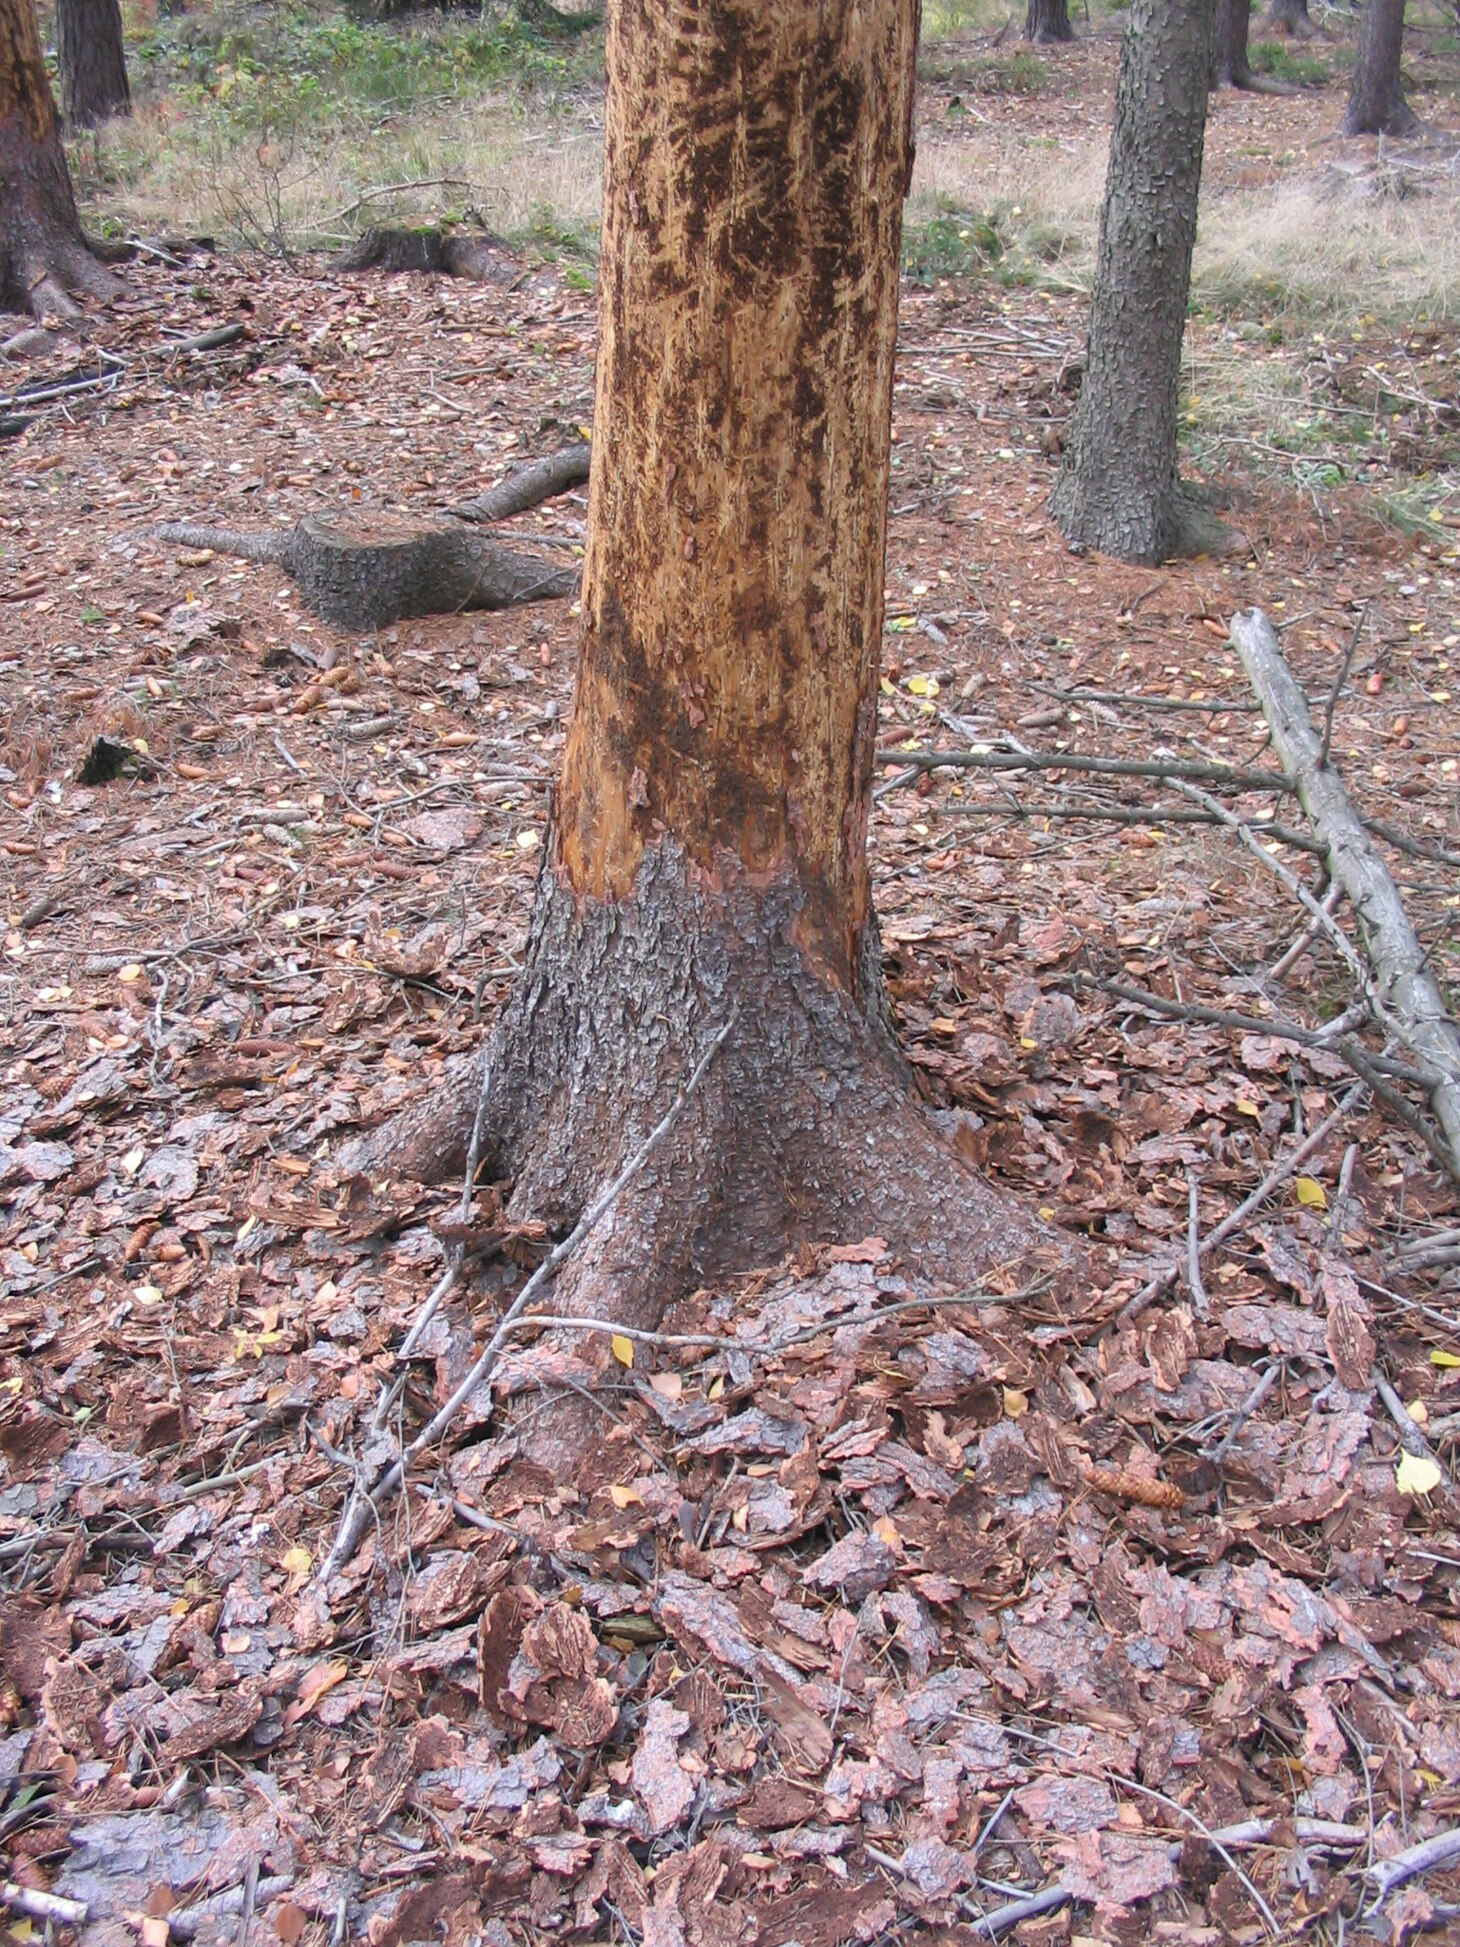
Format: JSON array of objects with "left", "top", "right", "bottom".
[
  {"left": 1232, "top": 608, "right": 1460, "bottom": 1178},
  {"left": 447, "top": 442, "right": 591, "bottom": 524}
]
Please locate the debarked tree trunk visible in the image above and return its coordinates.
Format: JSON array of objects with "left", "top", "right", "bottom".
[{"left": 344, "top": 0, "right": 1079, "bottom": 1475}]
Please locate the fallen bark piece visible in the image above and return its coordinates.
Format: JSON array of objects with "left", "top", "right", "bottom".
[
  {"left": 152, "top": 511, "right": 575, "bottom": 630},
  {"left": 448, "top": 441, "right": 591, "bottom": 524},
  {"left": 1232, "top": 607, "right": 1460, "bottom": 1179}
]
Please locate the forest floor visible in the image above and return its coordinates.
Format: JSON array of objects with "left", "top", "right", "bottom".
[{"left": 2, "top": 28, "right": 1460, "bottom": 1947}]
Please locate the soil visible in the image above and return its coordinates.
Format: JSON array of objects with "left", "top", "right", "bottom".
[{"left": 0, "top": 55, "right": 1457, "bottom": 1947}]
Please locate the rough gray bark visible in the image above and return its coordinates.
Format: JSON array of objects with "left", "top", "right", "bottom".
[
  {"left": 57, "top": 0, "right": 131, "bottom": 129},
  {"left": 1342, "top": 0, "right": 1418, "bottom": 136},
  {"left": 152, "top": 512, "right": 575, "bottom": 630},
  {"left": 0, "top": 0, "right": 119, "bottom": 320},
  {"left": 1261, "top": 0, "right": 1314, "bottom": 33},
  {"left": 1214, "top": 0, "right": 1255, "bottom": 86},
  {"left": 1048, "top": 0, "right": 1224, "bottom": 565},
  {"left": 1232, "top": 609, "right": 1460, "bottom": 1177},
  {"left": 342, "top": 842, "right": 1073, "bottom": 1402},
  {"left": 448, "top": 443, "right": 591, "bottom": 524},
  {"left": 1026, "top": 0, "right": 1074, "bottom": 43}
]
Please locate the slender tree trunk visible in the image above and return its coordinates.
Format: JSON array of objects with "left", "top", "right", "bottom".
[
  {"left": 1026, "top": 0, "right": 1074, "bottom": 43},
  {"left": 1260, "top": 0, "right": 1314, "bottom": 34},
  {"left": 1048, "top": 0, "right": 1221, "bottom": 566},
  {"left": 346, "top": 0, "right": 1073, "bottom": 1470},
  {"left": 1343, "top": 0, "right": 1418, "bottom": 136},
  {"left": 57, "top": 0, "right": 131, "bottom": 130},
  {"left": 0, "top": 0, "right": 119, "bottom": 317},
  {"left": 1213, "top": 0, "right": 1255, "bottom": 86}
]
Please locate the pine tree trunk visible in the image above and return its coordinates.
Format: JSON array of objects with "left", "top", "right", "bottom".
[
  {"left": 1026, "top": 0, "right": 1074, "bottom": 43},
  {"left": 1260, "top": 0, "right": 1313, "bottom": 34},
  {"left": 0, "top": 0, "right": 118, "bottom": 317},
  {"left": 57, "top": 0, "right": 130, "bottom": 129},
  {"left": 1343, "top": 0, "right": 1417, "bottom": 136},
  {"left": 346, "top": 0, "right": 1074, "bottom": 1467},
  {"left": 1048, "top": 0, "right": 1220, "bottom": 566},
  {"left": 1214, "top": 0, "right": 1255, "bottom": 86}
]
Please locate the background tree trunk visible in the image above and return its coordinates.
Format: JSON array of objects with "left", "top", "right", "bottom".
[
  {"left": 1213, "top": 0, "right": 1255, "bottom": 86},
  {"left": 1026, "top": 0, "right": 1074, "bottom": 43},
  {"left": 1343, "top": 0, "right": 1418, "bottom": 135},
  {"left": 57, "top": 0, "right": 131, "bottom": 129},
  {"left": 1260, "top": 0, "right": 1314, "bottom": 34},
  {"left": 0, "top": 0, "right": 118, "bottom": 317},
  {"left": 1048, "top": 0, "right": 1221, "bottom": 565},
  {"left": 348, "top": 0, "right": 1072, "bottom": 1468}
]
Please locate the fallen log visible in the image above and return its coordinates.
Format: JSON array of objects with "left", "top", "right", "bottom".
[
  {"left": 152, "top": 510, "right": 575, "bottom": 631},
  {"left": 447, "top": 441, "right": 591, "bottom": 524},
  {"left": 1233, "top": 607, "right": 1460, "bottom": 1177}
]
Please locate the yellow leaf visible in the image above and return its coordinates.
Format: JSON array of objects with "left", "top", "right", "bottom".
[
  {"left": 1395, "top": 1451, "right": 1443, "bottom": 1497},
  {"left": 118, "top": 963, "right": 145, "bottom": 984},
  {"left": 879, "top": 676, "right": 896, "bottom": 695},
  {"left": 135, "top": 1283, "right": 163, "bottom": 1306},
  {"left": 608, "top": 1483, "right": 643, "bottom": 1509},
  {"left": 708, "top": 1374, "right": 724, "bottom": 1400},
  {"left": 1002, "top": 1386, "right": 1029, "bottom": 1419},
  {"left": 872, "top": 1516, "right": 901, "bottom": 1547},
  {"left": 1294, "top": 1176, "right": 1327, "bottom": 1209},
  {"left": 649, "top": 1372, "right": 683, "bottom": 1400},
  {"left": 731, "top": 1503, "right": 749, "bottom": 1531},
  {"left": 610, "top": 1334, "right": 634, "bottom": 1368},
  {"left": 907, "top": 674, "right": 930, "bottom": 695},
  {"left": 1431, "top": 1350, "right": 1460, "bottom": 1368},
  {"left": 1235, "top": 1098, "right": 1261, "bottom": 1119},
  {"left": 282, "top": 1545, "right": 313, "bottom": 1576},
  {"left": 1019, "top": 1036, "right": 1038, "bottom": 1050}
]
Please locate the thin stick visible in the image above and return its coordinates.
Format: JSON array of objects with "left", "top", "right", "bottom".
[
  {"left": 318, "top": 1017, "right": 734, "bottom": 1581},
  {"left": 1373, "top": 1373, "right": 1454, "bottom": 1492},
  {"left": 1185, "top": 1168, "right": 1208, "bottom": 1316},
  {"left": 1207, "top": 1361, "right": 1280, "bottom": 1466},
  {"left": 1109, "top": 1775, "right": 1280, "bottom": 1937},
  {"left": 1, "top": 1884, "right": 88, "bottom": 1927},
  {"left": 937, "top": 797, "right": 1324, "bottom": 854},
  {"left": 1363, "top": 1826, "right": 1460, "bottom": 1902},
  {"left": 1118, "top": 1085, "right": 1367, "bottom": 1325},
  {"left": 1084, "top": 976, "right": 1429, "bottom": 1084},
  {"left": 875, "top": 745, "right": 1293, "bottom": 794},
  {"left": 1269, "top": 881, "right": 1343, "bottom": 983},
  {"left": 1319, "top": 603, "right": 1368, "bottom": 770}
]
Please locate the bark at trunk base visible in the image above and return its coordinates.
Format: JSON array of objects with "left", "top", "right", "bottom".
[
  {"left": 347, "top": 844, "right": 1075, "bottom": 1475},
  {"left": 0, "top": 0, "right": 118, "bottom": 318},
  {"left": 1214, "top": 0, "right": 1255, "bottom": 88},
  {"left": 1342, "top": 0, "right": 1418, "bottom": 137},
  {"left": 1026, "top": 0, "right": 1074, "bottom": 44},
  {"left": 1261, "top": 0, "right": 1314, "bottom": 36},
  {"left": 1048, "top": 0, "right": 1222, "bottom": 566},
  {"left": 58, "top": 0, "right": 131, "bottom": 129}
]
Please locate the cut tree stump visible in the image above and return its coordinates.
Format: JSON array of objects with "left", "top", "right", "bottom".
[
  {"left": 333, "top": 227, "right": 519, "bottom": 285},
  {"left": 1233, "top": 607, "right": 1460, "bottom": 1179},
  {"left": 152, "top": 510, "right": 575, "bottom": 631}
]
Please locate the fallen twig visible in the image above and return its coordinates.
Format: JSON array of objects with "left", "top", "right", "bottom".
[
  {"left": 1233, "top": 607, "right": 1460, "bottom": 1178},
  {"left": 1363, "top": 1826, "right": 1460, "bottom": 1902},
  {"left": 1118, "top": 1083, "right": 1368, "bottom": 1324},
  {"left": 875, "top": 744, "right": 1293, "bottom": 793},
  {"left": 318, "top": 1017, "right": 734, "bottom": 1581},
  {"left": 1, "top": 1883, "right": 88, "bottom": 1927},
  {"left": 938, "top": 796, "right": 1325, "bottom": 853}
]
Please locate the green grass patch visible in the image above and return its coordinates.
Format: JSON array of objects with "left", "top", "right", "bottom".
[
  {"left": 903, "top": 199, "right": 1006, "bottom": 283},
  {"left": 1249, "top": 40, "right": 1331, "bottom": 85}
]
